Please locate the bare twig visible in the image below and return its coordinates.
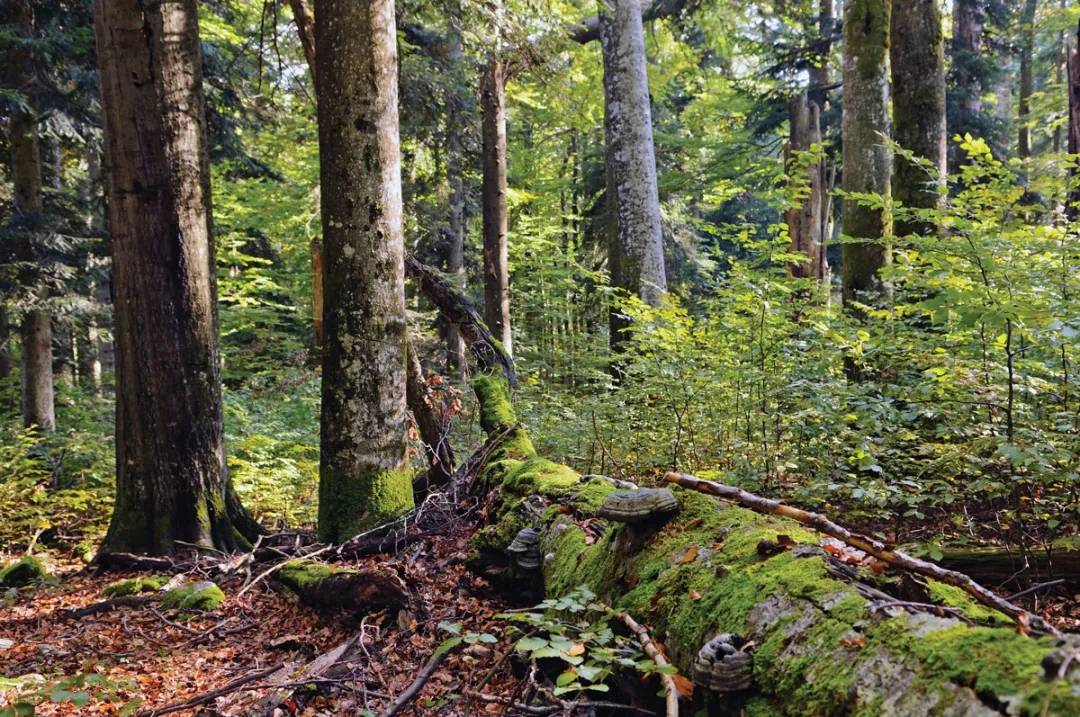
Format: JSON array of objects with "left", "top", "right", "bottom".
[
  {"left": 613, "top": 611, "right": 679, "bottom": 717},
  {"left": 665, "top": 471, "right": 1062, "bottom": 637},
  {"left": 1007, "top": 579, "right": 1065, "bottom": 601},
  {"left": 591, "top": 412, "right": 621, "bottom": 473}
]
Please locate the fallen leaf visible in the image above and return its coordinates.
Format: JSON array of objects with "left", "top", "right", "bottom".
[
  {"left": 839, "top": 636, "right": 866, "bottom": 648},
  {"left": 869, "top": 560, "right": 887, "bottom": 576},
  {"left": 672, "top": 673, "right": 694, "bottom": 699},
  {"left": 628, "top": 572, "right": 639, "bottom": 589},
  {"left": 683, "top": 517, "right": 702, "bottom": 530},
  {"left": 688, "top": 589, "right": 702, "bottom": 601},
  {"left": 1015, "top": 612, "right": 1031, "bottom": 638},
  {"left": 567, "top": 643, "right": 586, "bottom": 657},
  {"left": 679, "top": 546, "right": 699, "bottom": 564}
]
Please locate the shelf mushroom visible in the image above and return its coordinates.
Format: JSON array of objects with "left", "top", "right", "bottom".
[{"left": 693, "top": 633, "right": 754, "bottom": 693}]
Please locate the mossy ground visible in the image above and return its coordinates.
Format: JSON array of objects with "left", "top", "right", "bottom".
[
  {"left": 161, "top": 581, "right": 226, "bottom": 611},
  {"left": 0, "top": 556, "right": 46, "bottom": 587},
  {"left": 471, "top": 376, "right": 1080, "bottom": 715},
  {"left": 277, "top": 559, "right": 348, "bottom": 591},
  {"left": 102, "top": 575, "right": 169, "bottom": 597}
]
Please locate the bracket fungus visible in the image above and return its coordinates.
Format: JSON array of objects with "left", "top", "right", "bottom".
[
  {"left": 597, "top": 488, "right": 679, "bottom": 523},
  {"left": 693, "top": 633, "right": 754, "bottom": 693},
  {"left": 507, "top": 528, "right": 541, "bottom": 570}
]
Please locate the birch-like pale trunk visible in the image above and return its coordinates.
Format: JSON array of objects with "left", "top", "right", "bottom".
[
  {"left": 480, "top": 58, "right": 512, "bottom": 358},
  {"left": 598, "top": 0, "right": 666, "bottom": 348},
  {"left": 315, "top": 0, "right": 414, "bottom": 542}
]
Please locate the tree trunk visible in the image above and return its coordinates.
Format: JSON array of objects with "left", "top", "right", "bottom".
[
  {"left": 311, "top": 239, "right": 324, "bottom": 350},
  {"left": 315, "top": 0, "right": 414, "bottom": 543},
  {"left": 445, "top": 0, "right": 468, "bottom": 381},
  {"left": 785, "top": 93, "right": 827, "bottom": 281},
  {"left": 8, "top": 0, "right": 55, "bottom": 431},
  {"left": 807, "top": 0, "right": 834, "bottom": 111},
  {"left": 840, "top": 0, "right": 892, "bottom": 311},
  {"left": 890, "top": 0, "right": 946, "bottom": 238},
  {"left": 21, "top": 310, "right": 54, "bottom": 432},
  {"left": 480, "top": 57, "right": 512, "bottom": 359},
  {"left": 1069, "top": 20, "right": 1080, "bottom": 221},
  {"left": 75, "top": 314, "right": 102, "bottom": 394},
  {"left": 53, "top": 322, "right": 75, "bottom": 387},
  {"left": 467, "top": 375, "right": 1080, "bottom": 715},
  {"left": 1018, "top": 0, "right": 1038, "bottom": 158},
  {"left": 287, "top": 0, "right": 317, "bottom": 83},
  {"left": 0, "top": 304, "right": 11, "bottom": 412},
  {"left": 96, "top": 0, "right": 245, "bottom": 554},
  {"left": 948, "top": 0, "right": 985, "bottom": 172},
  {"left": 406, "top": 339, "right": 455, "bottom": 486},
  {"left": 598, "top": 0, "right": 667, "bottom": 317}
]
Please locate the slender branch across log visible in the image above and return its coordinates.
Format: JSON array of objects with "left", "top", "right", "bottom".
[
  {"left": 613, "top": 611, "right": 679, "bottom": 717},
  {"left": 664, "top": 471, "right": 1061, "bottom": 637}
]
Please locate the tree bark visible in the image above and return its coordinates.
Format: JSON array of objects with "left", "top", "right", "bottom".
[
  {"left": 8, "top": 0, "right": 55, "bottom": 431},
  {"left": 53, "top": 322, "right": 75, "bottom": 387},
  {"left": 467, "top": 375, "right": 1080, "bottom": 715},
  {"left": 890, "top": 0, "right": 946, "bottom": 238},
  {"left": 948, "top": 0, "right": 985, "bottom": 172},
  {"left": 1018, "top": 0, "right": 1038, "bottom": 158},
  {"left": 21, "top": 310, "right": 54, "bottom": 431},
  {"left": 406, "top": 339, "right": 455, "bottom": 486},
  {"left": 808, "top": 0, "right": 835, "bottom": 110},
  {"left": 785, "top": 93, "right": 827, "bottom": 281},
  {"left": 445, "top": 0, "right": 468, "bottom": 381},
  {"left": 96, "top": 0, "right": 244, "bottom": 554},
  {"left": 840, "top": 0, "right": 892, "bottom": 311},
  {"left": 1069, "top": 20, "right": 1080, "bottom": 221},
  {"left": 315, "top": 0, "right": 414, "bottom": 543},
  {"left": 0, "top": 305, "right": 11, "bottom": 411},
  {"left": 598, "top": 0, "right": 667, "bottom": 321},
  {"left": 287, "top": 0, "right": 317, "bottom": 83},
  {"left": 480, "top": 57, "right": 512, "bottom": 359},
  {"left": 311, "top": 239, "right": 324, "bottom": 350}
]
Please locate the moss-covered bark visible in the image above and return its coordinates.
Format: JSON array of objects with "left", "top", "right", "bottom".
[
  {"left": 0, "top": 556, "right": 46, "bottom": 587},
  {"left": 276, "top": 559, "right": 410, "bottom": 613},
  {"left": 469, "top": 377, "right": 1080, "bottom": 716}
]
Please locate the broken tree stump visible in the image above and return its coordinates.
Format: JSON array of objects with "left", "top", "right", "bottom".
[{"left": 275, "top": 560, "right": 410, "bottom": 614}]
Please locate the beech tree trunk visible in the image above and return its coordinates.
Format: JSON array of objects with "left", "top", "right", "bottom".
[
  {"left": 949, "top": 0, "right": 985, "bottom": 172},
  {"left": 468, "top": 376, "right": 1080, "bottom": 715},
  {"left": 840, "top": 0, "right": 892, "bottom": 310},
  {"left": 8, "top": 0, "right": 55, "bottom": 432},
  {"left": 598, "top": 0, "right": 667, "bottom": 322},
  {"left": 311, "top": 240, "right": 324, "bottom": 350},
  {"left": 891, "top": 0, "right": 946, "bottom": 238},
  {"left": 480, "top": 58, "right": 512, "bottom": 358},
  {"left": 445, "top": 0, "right": 468, "bottom": 380},
  {"left": 785, "top": 93, "right": 827, "bottom": 281},
  {"left": 1069, "top": 20, "right": 1080, "bottom": 221},
  {"left": 1018, "top": 0, "right": 1038, "bottom": 158},
  {"left": 96, "top": 0, "right": 248, "bottom": 554},
  {"left": 406, "top": 341, "right": 455, "bottom": 486},
  {"left": 315, "top": 0, "right": 414, "bottom": 543}
]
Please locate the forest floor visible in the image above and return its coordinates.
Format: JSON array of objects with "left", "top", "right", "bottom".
[{"left": 0, "top": 529, "right": 528, "bottom": 716}]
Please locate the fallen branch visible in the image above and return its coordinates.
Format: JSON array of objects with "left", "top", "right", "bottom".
[
  {"left": 664, "top": 471, "right": 1061, "bottom": 637},
  {"left": 1007, "top": 579, "right": 1066, "bottom": 601},
  {"left": 377, "top": 646, "right": 450, "bottom": 717},
  {"left": 66, "top": 594, "right": 159, "bottom": 620},
  {"left": 613, "top": 611, "right": 679, "bottom": 717},
  {"left": 133, "top": 662, "right": 285, "bottom": 717}
]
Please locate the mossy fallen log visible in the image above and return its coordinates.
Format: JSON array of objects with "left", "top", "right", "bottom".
[
  {"left": 276, "top": 559, "right": 410, "bottom": 613},
  {"left": 0, "top": 555, "right": 46, "bottom": 587},
  {"left": 937, "top": 539, "right": 1080, "bottom": 593},
  {"left": 467, "top": 375, "right": 1080, "bottom": 716}
]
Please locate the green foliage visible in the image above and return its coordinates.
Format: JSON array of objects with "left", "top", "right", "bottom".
[{"left": 0, "top": 673, "right": 138, "bottom": 716}]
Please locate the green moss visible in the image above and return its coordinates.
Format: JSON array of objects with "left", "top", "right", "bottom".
[
  {"left": 0, "top": 556, "right": 46, "bottom": 587},
  {"left": 317, "top": 465, "right": 415, "bottom": 544},
  {"left": 277, "top": 559, "right": 343, "bottom": 590},
  {"left": 473, "top": 375, "right": 520, "bottom": 434},
  {"left": 102, "top": 575, "right": 169, "bottom": 597},
  {"left": 161, "top": 581, "right": 225, "bottom": 611},
  {"left": 925, "top": 580, "right": 1009, "bottom": 626}
]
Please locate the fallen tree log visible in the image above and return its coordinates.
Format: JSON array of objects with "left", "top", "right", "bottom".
[
  {"left": 467, "top": 375, "right": 1080, "bottom": 716},
  {"left": 937, "top": 540, "right": 1080, "bottom": 594},
  {"left": 275, "top": 560, "right": 411, "bottom": 614}
]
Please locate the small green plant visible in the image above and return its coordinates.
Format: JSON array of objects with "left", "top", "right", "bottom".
[{"left": 0, "top": 673, "right": 139, "bottom": 716}]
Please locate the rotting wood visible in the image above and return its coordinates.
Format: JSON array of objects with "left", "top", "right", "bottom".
[{"left": 664, "top": 471, "right": 1060, "bottom": 637}]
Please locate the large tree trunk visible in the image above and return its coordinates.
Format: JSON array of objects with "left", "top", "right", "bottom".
[
  {"left": 1067, "top": 19, "right": 1079, "bottom": 221},
  {"left": 8, "top": 0, "right": 55, "bottom": 432},
  {"left": 785, "top": 93, "right": 827, "bottom": 282},
  {"left": 287, "top": 0, "right": 317, "bottom": 83},
  {"left": 315, "top": 0, "right": 414, "bottom": 543},
  {"left": 598, "top": 0, "right": 667, "bottom": 321},
  {"left": 1018, "top": 0, "right": 1038, "bottom": 158},
  {"left": 890, "top": 0, "right": 946, "bottom": 238},
  {"left": 840, "top": 0, "right": 892, "bottom": 311},
  {"left": 480, "top": 58, "right": 512, "bottom": 358},
  {"left": 467, "top": 375, "right": 1080, "bottom": 715},
  {"left": 948, "top": 0, "right": 985, "bottom": 172},
  {"left": 96, "top": 0, "right": 245, "bottom": 554}
]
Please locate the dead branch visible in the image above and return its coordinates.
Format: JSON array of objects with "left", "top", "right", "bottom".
[
  {"left": 132, "top": 662, "right": 285, "bottom": 717},
  {"left": 613, "top": 611, "right": 679, "bottom": 717},
  {"left": 664, "top": 471, "right": 1061, "bottom": 637},
  {"left": 377, "top": 646, "right": 450, "bottom": 717},
  {"left": 65, "top": 594, "right": 159, "bottom": 620}
]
